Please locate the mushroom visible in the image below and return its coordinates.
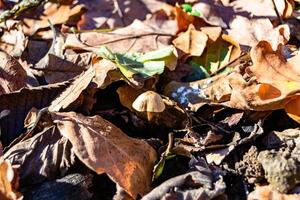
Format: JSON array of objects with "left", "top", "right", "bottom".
[{"left": 132, "top": 91, "right": 166, "bottom": 121}]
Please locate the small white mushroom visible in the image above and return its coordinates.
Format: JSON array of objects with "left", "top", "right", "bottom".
[{"left": 132, "top": 91, "right": 165, "bottom": 121}]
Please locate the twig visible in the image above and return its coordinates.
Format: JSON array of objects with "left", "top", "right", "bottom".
[
  {"left": 271, "top": 0, "right": 284, "bottom": 24},
  {"left": 210, "top": 52, "right": 250, "bottom": 76},
  {"left": 74, "top": 32, "right": 174, "bottom": 48},
  {"left": 0, "top": 0, "right": 44, "bottom": 23}
]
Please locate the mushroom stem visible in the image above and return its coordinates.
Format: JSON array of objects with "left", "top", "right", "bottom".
[{"left": 147, "top": 112, "right": 153, "bottom": 121}]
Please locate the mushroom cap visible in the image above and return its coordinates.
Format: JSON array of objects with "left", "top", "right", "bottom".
[{"left": 132, "top": 91, "right": 166, "bottom": 113}]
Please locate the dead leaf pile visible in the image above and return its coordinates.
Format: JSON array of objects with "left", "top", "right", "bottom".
[{"left": 1, "top": 0, "right": 300, "bottom": 199}]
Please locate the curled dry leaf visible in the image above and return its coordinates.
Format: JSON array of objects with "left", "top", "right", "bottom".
[
  {"left": 4, "top": 125, "right": 76, "bottom": 186},
  {"left": 50, "top": 111, "right": 157, "bottom": 198},
  {"left": 22, "top": 3, "right": 85, "bottom": 35},
  {"left": 164, "top": 40, "right": 300, "bottom": 120},
  {"left": 0, "top": 159, "right": 22, "bottom": 200},
  {"left": 76, "top": 0, "right": 171, "bottom": 30},
  {"left": 0, "top": 81, "right": 68, "bottom": 146},
  {"left": 172, "top": 24, "right": 208, "bottom": 57},
  {"left": 49, "top": 66, "right": 95, "bottom": 112},
  {"left": 227, "top": 17, "right": 290, "bottom": 50},
  {"left": 0, "top": 23, "right": 27, "bottom": 57},
  {"left": 0, "top": 50, "right": 34, "bottom": 95},
  {"left": 249, "top": 41, "right": 300, "bottom": 122}
]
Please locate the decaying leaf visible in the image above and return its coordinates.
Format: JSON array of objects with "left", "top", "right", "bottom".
[
  {"left": 0, "top": 22, "right": 27, "bottom": 57},
  {"left": 51, "top": 111, "right": 157, "bottom": 198},
  {"left": 0, "top": 50, "right": 36, "bottom": 95},
  {"left": 0, "top": 81, "right": 68, "bottom": 146},
  {"left": 22, "top": 3, "right": 85, "bottom": 35},
  {"left": 172, "top": 24, "right": 208, "bottom": 57},
  {"left": 49, "top": 66, "right": 95, "bottom": 112},
  {"left": 0, "top": 159, "right": 22, "bottom": 200},
  {"left": 64, "top": 20, "right": 173, "bottom": 53},
  {"left": 4, "top": 126, "right": 75, "bottom": 186},
  {"left": 76, "top": 0, "right": 171, "bottom": 30}
]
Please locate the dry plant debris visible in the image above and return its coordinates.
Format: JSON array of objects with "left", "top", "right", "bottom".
[{"left": 1, "top": 0, "right": 300, "bottom": 199}]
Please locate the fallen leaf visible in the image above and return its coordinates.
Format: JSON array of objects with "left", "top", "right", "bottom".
[
  {"left": 0, "top": 81, "right": 68, "bottom": 146},
  {"left": 4, "top": 125, "right": 75, "bottom": 186},
  {"left": 0, "top": 23, "right": 27, "bottom": 57},
  {"left": 97, "top": 46, "right": 177, "bottom": 87},
  {"left": 49, "top": 66, "right": 95, "bottom": 112},
  {"left": 227, "top": 17, "right": 290, "bottom": 50},
  {"left": 0, "top": 51, "right": 27, "bottom": 94},
  {"left": 22, "top": 3, "right": 85, "bottom": 35},
  {"left": 76, "top": 0, "right": 171, "bottom": 30},
  {"left": 172, "top": 24, "right": 208, "bottom": 57},
  {"left": 191, "top": 34, "right": 241, "bottom": 76},
  {"left": 22, "top": 173, "right": 93, "bottom": 200},
  {"left": 64, "top": 20, "right": 173, "bottom": 53},
  {"left": 0, "top": 159, "right": 22, "bottom": 200},
  {"left": 51, "top": 111, "right": 157, "bottom": 198}
]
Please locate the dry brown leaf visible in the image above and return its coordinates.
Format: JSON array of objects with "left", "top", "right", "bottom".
[
  {"left": 0, "top": 81, "right": 68, "bottom": 146},
  {"left": 0, "top": 159, "right": 22, "bottom": 200},
  {"left": 64, "top": 20, "right": 173, "bottom": 53},
  {"left": 227, "top": 17, "right": 290, "bottom": 50},
  {"left": 172, "top": 24, "right": 208, "bottom": 57},
  {"left": 92, "top": 58, "right": 121, "bottom": 89},
  {"left": 34, "top": 53, "right": 93, "bottom": 84},
  {"left": 4, "top": 125, "right": 75, "bottom": 186},
  {"left": 191, "top": 0, "right": 290, "bottom": 49},
  {"left": 285, "top": 97, "right": 300, "bottom": 124},
  {"left": 165, "top": 41, "right": 300, "bottom": 117},
  {"left": 22, "top": 3, "right": 85, "bottom": 35},
  {"left": 76, "top": 0, "right": 172, "bottom": 30},
  {"left": 49, "top": 66, "right": 95, "bottom": 112},
  {"left": 248, "top": 185, "right": 300, "bottom": 200},
  {"left": 0, "top": 24, "right": 27, "bottom": 57},
  {"left": 51, "top": 111, "right": 157, "bottom": 198},
  {"left": 0, "top": 50, "right": 37, "bottom": 95},
  {"left": 249, "top": 41, "right": 300, "bottom": 91}
]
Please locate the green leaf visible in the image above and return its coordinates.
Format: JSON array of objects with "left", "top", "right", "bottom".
[
  {"left": 97, "top": 46, "right": 175, "bottom": 80},
  {"left": 182, "top": 3, "right": 192, "bottom": 13},
  {"left": 193, "top": 37, "right": 232, "bottom": 74},
  {"left": 137, "top": 46, "right": 174, "bottom": 62},
  {"left": 152, "top": 156, "right": 166, "bottom": 180}
]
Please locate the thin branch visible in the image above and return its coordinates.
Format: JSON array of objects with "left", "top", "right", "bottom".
[{"left": 74, "top": 32, "right": 174, "bottom": 48}]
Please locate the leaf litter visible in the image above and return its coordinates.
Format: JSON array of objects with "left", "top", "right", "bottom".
[{"left": 1, "top": 0, "right": 300, "bottom": 199}]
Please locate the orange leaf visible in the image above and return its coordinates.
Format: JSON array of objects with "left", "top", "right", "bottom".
[{"left": 285, "top": 97, "right": 300, "bottom": 124}]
